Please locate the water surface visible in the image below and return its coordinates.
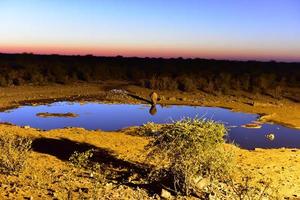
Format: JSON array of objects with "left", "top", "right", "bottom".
[{"left": 0, "top": 102, "right": 300, "bottom": 150}]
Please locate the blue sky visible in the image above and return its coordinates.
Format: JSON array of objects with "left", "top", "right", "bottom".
[{"left": 0, "top": 0, "right": 299, "bottom": 61}]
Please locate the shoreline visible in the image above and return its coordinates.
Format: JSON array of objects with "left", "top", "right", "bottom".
[{"left": 0, "top": 83, "right": 299, "bottom": 130}]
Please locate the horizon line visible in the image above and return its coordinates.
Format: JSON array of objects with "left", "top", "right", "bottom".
[{"left": 1, "top": 51, "right": 300, "bottom": 64}]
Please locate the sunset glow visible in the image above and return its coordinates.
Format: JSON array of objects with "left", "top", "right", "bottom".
[{"left": 1, "top": 0, "right": 300, "bottom": 61}]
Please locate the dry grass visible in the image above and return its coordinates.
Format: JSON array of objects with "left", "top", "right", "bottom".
[{"left": 0, "top": 132, "right": 32, "bottom": 175}]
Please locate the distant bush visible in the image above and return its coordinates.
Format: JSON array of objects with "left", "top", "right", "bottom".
[
  {"left": 178, "top": 77, "right": 197, "bottom": 92},
  {"left": 203, "top": 80, "right": 215, "bottom": 93},
  {"left": 28, "top": 72, "right": 46, "bottom": 85},
  {"left": 146, "top": 118, "right": 233, "bottom": 196},
  {"left": 0, "top": 133, "right": 32, "bottom": 175},
  {"left": 0, "top": 76, "right": 8, "bottom": 87},
  {"left": 0, "top": 53, "right": 299, "bottom": 100},
  {"left": 267, "top": 85, "right": 283, "bottom": 99},
  {"left": 140, "top": 76, "right": 179, "bottom": 91}
]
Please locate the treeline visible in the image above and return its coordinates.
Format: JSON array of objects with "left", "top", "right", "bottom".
[{"left": 0, "top": 53, "right": 299, "bottom": 98}]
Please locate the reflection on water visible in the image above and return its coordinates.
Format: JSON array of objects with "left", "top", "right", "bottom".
[
  {"left": 0, "top": 102, "right": 300, "bottom": 150},
  {"left": 149, "top": 105, "right": 157, "bottom": 116}
]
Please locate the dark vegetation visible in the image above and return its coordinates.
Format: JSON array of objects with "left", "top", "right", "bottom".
[{"left": 0, "top": 53, "right": 299, "bottom": 99}]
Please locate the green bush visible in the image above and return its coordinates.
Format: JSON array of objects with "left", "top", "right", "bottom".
[
  {"left": 0, "top": 133, "right": 32, "bottom": 175},
  {"left": 146, "top": 118, "right": 233, "bottom": 196},
  {"left": 69, "top": 149, "right": 102, "bottom": 173},
  {"left": 69, "top": 149, "right": 95, "bottom": 168}
]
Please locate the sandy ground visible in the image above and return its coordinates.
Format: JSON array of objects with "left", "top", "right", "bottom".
[
  {"left": 0, "top": 82, "right": 299, "bottom": 199},
  {"left": 0, "top": 124, "right": 299, "bottom": 199}
]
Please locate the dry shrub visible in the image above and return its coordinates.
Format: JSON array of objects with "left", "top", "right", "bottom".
[
  {"left": 268, "top": 85, "right": 283, "bottom": 99},
  {"left": 140, "top": 76, "right": 179, "bottom": 90},
  {"left": 0, "top": 132, "right": 32, "bottom": 175},
  {"left": 178, "top": 77, "right": 197, "bottom": 92},
  {"left": 137, "top": 122, "right": 162, "bottom": 137},
  {"left": 145, "top": 119, "right": 280, "bottom": 199},
  {"left": 69, "top": 149, "right": 95, "bottom": 168},
  {"left": 227, "top": 175, "right": 281, "bottom": 200},
  {"left": 69, "top": 149, "right": 101, "bottom": 172},
  {"left": 146, "top": 118, "right": 234, "bottom": 196},
  {"left": 0, "top": 76, "right": 9, "bottom": 87}
]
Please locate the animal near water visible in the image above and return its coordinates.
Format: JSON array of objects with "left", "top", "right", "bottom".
[{"left": 150, "top": 92, "right": 158, "bottom": 105}]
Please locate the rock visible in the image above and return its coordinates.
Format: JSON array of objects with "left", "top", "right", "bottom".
[
  {"left": 193, "top": 176, "right": 210, "bottom": 190},
  {"left": 253, "top": 102, "right": 275, "bottom": 107},
  {"left": 266, "top": 133, "right": 275, "bottom": 141},
  {"left": 159, "top": 96, "right": 166, "bottom": 101},
  {"left": 168, "top": 97, "right": 176, "bottom": 101},
  {"left": 161, "top": 189, "right": 172, "bottom": 199},
  {"left": 241, "top": 123, "right": 262, "bottom": 129},
  {"left": 179, "top": 97, "right": 187, "bottom": 101},
  {"left": 23, "top": 125, "right": 30, "bottom": 129}
]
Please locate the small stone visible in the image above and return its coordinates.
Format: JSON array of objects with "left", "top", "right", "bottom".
[
  {"left": 161, "top": 189, "right": 172, "bottom": 199},
  {"left": 265, "top": 133, "right": 275, "bottom": 141},
  {"left": 89, "top": 172, "right": 94, "bottom": 178},
  {"left": 179, "top": 97, "right": 187, "bottom": 101},
  {"left": 193, "top": 177, "right": 210, "bottom": 190},
  {"left": 159, "top": 96, "right": 166, "bottom": 101},
  {"left": 23, "top": 125, "right": 30, "bottom": 129},
  {"left": 168, "top": 97, "right": 176, "bottom": 101}
]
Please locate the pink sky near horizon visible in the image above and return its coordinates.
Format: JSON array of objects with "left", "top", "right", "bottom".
[
  {"left": 1, "top": 44, "right": 300, "bottom": 62},
  {"left": 1, "top": 1, "right": 300, "bottom": 62}
]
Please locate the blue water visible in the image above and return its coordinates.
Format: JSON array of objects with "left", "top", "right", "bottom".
[{"left": 0, "top": 102, "right": 300, "bottom": 150}]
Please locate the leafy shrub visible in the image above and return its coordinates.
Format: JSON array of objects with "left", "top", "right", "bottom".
[
  {"left": 0, "top": 133, "right": 32, "bottom": 175},
  {"left": 69, "top": 149, "right": 95, "bottom": 168},
  {"left": 69, "top": 149, "right": 102, "bottom": 173},
  {"left": 146, "top": 118, "right": 234, "bottom": 196}
]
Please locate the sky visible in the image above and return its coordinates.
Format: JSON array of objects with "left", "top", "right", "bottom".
[{"left": 0, "top": 0, "right": 300, "bottom": 61}]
